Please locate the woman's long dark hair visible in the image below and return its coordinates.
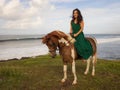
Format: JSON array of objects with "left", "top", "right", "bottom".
[{"left": 71, "top": 8, "right": 83, "bottom": 24}]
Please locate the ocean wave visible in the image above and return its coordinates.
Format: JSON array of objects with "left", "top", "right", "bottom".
[
  {"left": 97, "top": 37, "right": 120, "bottom": 44},
  {"left": 0, "top": 37, "right": 43, "bottom": 42},
  {"left": 0, "top": 39, "right": 48, "bottom": 60}
]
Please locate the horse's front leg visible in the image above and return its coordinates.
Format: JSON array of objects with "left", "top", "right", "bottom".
[
  {"left": 61, "top": 64, "right": 67, "bottom": 83},
  {"left": 72, "top": 60, "right": 77, "bottom": 85}
]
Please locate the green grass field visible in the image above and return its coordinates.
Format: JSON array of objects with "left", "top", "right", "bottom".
[{"left": 0, "top": 55, "right": 120, "bottom": 90}]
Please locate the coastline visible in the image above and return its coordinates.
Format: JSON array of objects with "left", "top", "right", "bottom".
[
  {"left": 0, "top": 54, "right": 119, "bottom": 62},
  {"left": 0, "top": 55, "right": 45, "bottom": 62}
]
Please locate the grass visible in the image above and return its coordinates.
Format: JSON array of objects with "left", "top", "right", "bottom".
[{"left": 0, "top": 55, "right": 120, "bottom": 90}]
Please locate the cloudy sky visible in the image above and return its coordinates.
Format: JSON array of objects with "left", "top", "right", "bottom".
[{"left": 0, "top": 0, "right": 120, "bottom": 35}]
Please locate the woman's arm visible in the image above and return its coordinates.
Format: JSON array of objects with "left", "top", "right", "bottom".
[{"left": 74, "top": 21, "right": 84, "bottom": 37}]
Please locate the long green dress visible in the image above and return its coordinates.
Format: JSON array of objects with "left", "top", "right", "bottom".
[{"left": 71, "top": 21, "right": 93, "bottom": 60}]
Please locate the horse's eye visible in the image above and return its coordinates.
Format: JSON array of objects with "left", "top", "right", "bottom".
[
  {"left": 50, "top": 43, "right": 56, "bottom": 47},
  {"left": 50, "top": 44, "right": 53, "bottom": 46},
  {"left": 53, "top": 43, "right": 56, "bottom": 46},
  {"left": 49, "top": 43, "right": 53, "bottom": 46}
]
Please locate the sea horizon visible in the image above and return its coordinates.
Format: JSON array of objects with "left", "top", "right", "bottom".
[{"left": 0, "top": 33, "right": 120, "bottom": 41}]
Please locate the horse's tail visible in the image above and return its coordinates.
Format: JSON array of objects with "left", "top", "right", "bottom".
[
  {"left": 91, "top": 37, "right": 97, "bottom": 64},
  {"left": 86, "top": 36, "right": 97, "bottom": 63},
  {"left": 92, "top": 36, "right": 97, "bottom": 45}
]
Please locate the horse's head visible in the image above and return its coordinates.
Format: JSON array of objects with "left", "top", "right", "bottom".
[{"left": 42, "top": 31, "right": 68, "bottom": 58}]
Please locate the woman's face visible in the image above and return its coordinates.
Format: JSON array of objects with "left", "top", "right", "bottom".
[{"left": 73, "top": 10, "right": 78, "bottom": 19}]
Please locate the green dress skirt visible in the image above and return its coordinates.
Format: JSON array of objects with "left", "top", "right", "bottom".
[{"left": 71, "top": 21, "right": 93, "bottom": 60}]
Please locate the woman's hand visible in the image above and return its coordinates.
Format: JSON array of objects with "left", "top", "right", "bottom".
[{"left": 74, "top": 33, "right": 78, "bottom": 37}]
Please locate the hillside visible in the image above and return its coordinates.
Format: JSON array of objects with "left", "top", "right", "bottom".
[{"left": 0, "top": 55, "right": 120, "bottom": 90}]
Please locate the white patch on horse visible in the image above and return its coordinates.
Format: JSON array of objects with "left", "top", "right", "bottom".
[
  {"left": 71, "top": 48, "right": 77, "bottom": 85},
  {"left": 59, "top": 38, "right": 69, "bottom": 46},
  {"left": 71, "top": 48, "right": 75, "bottom": 59},
  {"left": 61, "top": 65, "right": 67, "bottom": 83},
  {"left": 67, "top": 34, "right": 76, "bottom": 43},
  {"left": 84, "top": 57, "right": 91, "bottom": 75}
]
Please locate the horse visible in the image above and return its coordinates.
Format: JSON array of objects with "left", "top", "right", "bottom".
[{"left": 42, "top": 30, "right": 97, "bottom": 85}]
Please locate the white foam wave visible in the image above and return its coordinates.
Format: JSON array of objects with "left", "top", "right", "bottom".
[
  {"left": 97, "top": 37, "right": 120, "bottom": 44},
  {"left": 0, "top": 40, "right": 48, "bottom": 61},
  {"left": 0, "top": 45, "right": 48, "bottom": 61}
]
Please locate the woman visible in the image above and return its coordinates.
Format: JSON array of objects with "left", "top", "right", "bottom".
[{"left": 70, "top": 8, "right": 93, "bottom": 60}]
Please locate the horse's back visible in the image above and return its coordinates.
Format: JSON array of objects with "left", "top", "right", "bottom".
[{"left": 67, "top": 34, "right": 97, "bottom": 58}]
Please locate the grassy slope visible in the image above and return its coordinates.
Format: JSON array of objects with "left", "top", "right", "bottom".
[{"left": 0, "top": 55, "right": 120, "bottom": 90}]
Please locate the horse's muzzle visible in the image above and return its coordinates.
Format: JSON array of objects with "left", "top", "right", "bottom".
[
  {"left": 50, "top": 53, "right": 56, "bottom": 58},
  {"left": 49, "top": 50, "right": 56, "bottom": 58}
]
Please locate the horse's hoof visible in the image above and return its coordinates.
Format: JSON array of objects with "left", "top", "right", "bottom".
[
  {"left": 84, "top": 72, "right": 88, "bottom": 75},
  {"left": 72, "top": 81, "right": 77, "bottom": 85},
  {"left": 61, "top": 79, "right": 66, "bottom": 83},
  {"left": 92, "top": 73, "right": 95, "bottom": 76},
  {"left": 82, "top": 60, "right": 86, "bottom": 63}
]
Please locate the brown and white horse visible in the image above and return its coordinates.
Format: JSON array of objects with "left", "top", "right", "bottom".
[{"left": 42, "top": 30, "right": 97, "bottom": 85}]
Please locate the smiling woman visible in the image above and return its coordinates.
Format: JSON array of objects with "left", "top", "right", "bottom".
[{"left": 70, "top": 8, "right": 93, "bottom": 60}]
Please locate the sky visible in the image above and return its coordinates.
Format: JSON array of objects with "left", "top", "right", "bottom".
[{"left": 0, "top": 0, "right": 120, "bottom": 35}]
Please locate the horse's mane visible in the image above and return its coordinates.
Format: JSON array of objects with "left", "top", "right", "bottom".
[{"left": 42, "top": 30, "right": 68, "bottom": 44}]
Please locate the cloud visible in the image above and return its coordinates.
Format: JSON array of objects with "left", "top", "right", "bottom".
[
  {"left": 0, "top": 0, "right": 120, "bottom": 34},
  {"left": 50, "top": 0, "right": 83, "bottom": 3},
  {"left": 0, "top": 0, "right": 55, "bottom": 30},
  {"left": 2, "top": 17, "right": 42, "bottom": 29},
  {"left": 82, "top": 4, "right": 120, "bottom": 34}
]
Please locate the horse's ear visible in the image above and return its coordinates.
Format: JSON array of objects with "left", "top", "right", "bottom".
[{"left": 42, "top": 36, "right": 46, "bottom": 44}]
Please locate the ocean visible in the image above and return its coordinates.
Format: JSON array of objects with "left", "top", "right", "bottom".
[{"left": 0, "top": 34, "right": 120, "bottom": 61}]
